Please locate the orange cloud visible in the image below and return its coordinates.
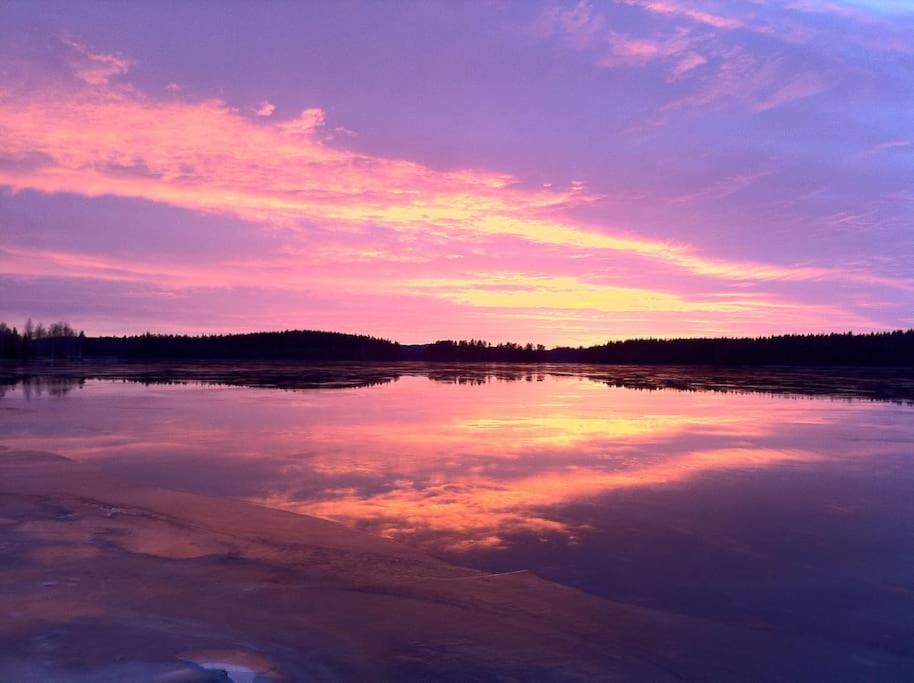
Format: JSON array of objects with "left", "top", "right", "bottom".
[
  {"left": 397, "top": 273, "right": 883, "bottom": 324},
  {"left": 0, "top": 246, "right": 886, "bottom": 339},
  {"left": 0, "top": 51, "right": 902, "bottom": 296}
]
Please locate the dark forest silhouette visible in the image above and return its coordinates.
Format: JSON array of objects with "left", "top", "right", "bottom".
[
  {"left": 1, "top": 320, "right": 913, "bottom": 366},
  {"left": 0, "top": 319, "right": 85, "bottom": 360},
  {"left": 405, "top": 332, "right": 914, "bottom": 365}
]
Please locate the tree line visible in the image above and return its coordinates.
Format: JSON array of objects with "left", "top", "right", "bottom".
[
  {"left": 1, "top": 321, "right": 912, "bottom": 366},
  {"left": 408, "top": 339, "right": 547, "bottom": 362},
  {"left": 404, "top": 331, "right": 914, "bottom": 366},
  {"left": 0, "top": 319, "right": 85, "bottom": 360},
  {"left": 549, "top": 330, "right": 914, "bottom": 366},
  {"left": 81, "top": 330, "right": 400, "bottom": 361}
]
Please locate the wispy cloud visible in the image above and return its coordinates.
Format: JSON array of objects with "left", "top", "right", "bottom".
[
  {"left": 619, "top": 0, "right": 743, "bottom": 30},
  {"left": 255, "top": 100, "right": 276, "bottom": 117},
  {"left": 855, "top": 138, "right": 912, "bottom": 159},
  {"left": 539, "top": 1, "right": 709, "bottom": 78},
  {"left": 60, "top": 35, "right": 131, "bottom": 86}
]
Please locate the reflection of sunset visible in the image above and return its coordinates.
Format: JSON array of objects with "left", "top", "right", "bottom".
[
  {"left": 458, "top": 415, "right": 691, "bottom": 445},
  {"left": 454, "top": 410, "right": 776, "bottom": 447},
  {"left": 3, "top": 373, "right": 898, "bottom": 553},
  {"left": 269, "top": 447, "right": 819, "bottom": 550}
]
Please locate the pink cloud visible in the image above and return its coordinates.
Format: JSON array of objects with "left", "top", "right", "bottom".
[
  {"left": 255, "top": 100, "right": 276, "bottom": 117},
  {"left": 670, "top": 51, "right": 708, "bottom": 78},
  {"left": 2, "top": 62, "right": 854, "bottom": 288},
  {"left": 597, "top": 35, "right": 665, "bottom": 68},
  {"left": 855, "top": 138, "right": 913, "bottom": 159},
  {"left": 541, "top": 2, "right": 708, "bottom": 77},
  {"left": 630, "top": 0, "right": 743, "bottom": 30},
  {"left": 60, "top": 35, "right": 131, "bottom": 86},
  {"left": 663, "top": 49, "right": 828, "bottom": 112},
  {"left": 752, "top": 72, "right": 828, "bottom": 111}
]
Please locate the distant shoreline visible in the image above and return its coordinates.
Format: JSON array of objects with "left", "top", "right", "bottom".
[{"left": 2, "top": 326, "right": 913, "bottom": 367}]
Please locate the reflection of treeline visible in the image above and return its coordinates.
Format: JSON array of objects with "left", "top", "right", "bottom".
[
  {"left": 0, "top": 375, "right": 86, "bottom": 399},
  {"left": 1, "top": 321, "right": 912, "bottom": 366},
  {"left": 0, "top": 364, "right": 401, "bottom": 393},
  {"left": 425, "top": 369, "right": 547, "bottom": 385}
]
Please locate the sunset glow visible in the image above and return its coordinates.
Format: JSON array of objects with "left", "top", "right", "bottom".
[{"left": 2, "top": 1, "right": 912, "bottom": 343}]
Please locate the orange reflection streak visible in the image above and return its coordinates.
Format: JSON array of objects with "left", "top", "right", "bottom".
[
  {"left": 247, "top": 379, "right": 835, "bottom": 550},
  {"left": 3, "top": 375, "right": 887, "bottom": 553},
  {"left": 265, "top": 447, "right": 819, "bottom": 551}
]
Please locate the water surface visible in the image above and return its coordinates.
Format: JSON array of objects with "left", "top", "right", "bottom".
[{"left": 3, "top": 363, "right": 914, "bottom": 662}]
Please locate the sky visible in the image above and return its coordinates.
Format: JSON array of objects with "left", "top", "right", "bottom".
[{"left": 1, "top": 0, "right": 912, "bottom": 345}]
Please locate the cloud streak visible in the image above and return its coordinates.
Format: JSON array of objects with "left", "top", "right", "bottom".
[{"left": 0, "top": 54, "right": 901, "bottom": 292}]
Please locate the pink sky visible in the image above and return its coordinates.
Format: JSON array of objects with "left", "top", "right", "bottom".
[{"left": 1, "top": 1, "right": 912, "bottom": 344}]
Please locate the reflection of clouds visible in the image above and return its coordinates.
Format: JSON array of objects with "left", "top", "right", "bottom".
[
  {"left": 0, "top": 427, "right": 232, "bottom": 460},
  {"left": 267, "top": 447, "right": 819, "bottom": 551},
  {"left": 455, "top": 412, "right": 771, "bottom": 447},
  {"left": 257, "top": 383, "right": 833, "bottom": 550},
  {"left": 2, "top": 374, "right": 898, "bottom": 554},
  {"left": 298, "top": 388, "right": 791, "bottom": 482}
]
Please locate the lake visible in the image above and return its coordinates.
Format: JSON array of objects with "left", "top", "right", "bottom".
[{"left": 2, "top": 362, "right": 914, "bottom": 678}]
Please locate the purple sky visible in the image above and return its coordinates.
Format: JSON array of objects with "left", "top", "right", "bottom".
[{"left": 1, "top": 0, "right": 912, "bottom": 344}]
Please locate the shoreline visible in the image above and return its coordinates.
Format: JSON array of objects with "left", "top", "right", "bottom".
[{"left": 4, "top": 360, "right": 914, "bottom": 404}]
